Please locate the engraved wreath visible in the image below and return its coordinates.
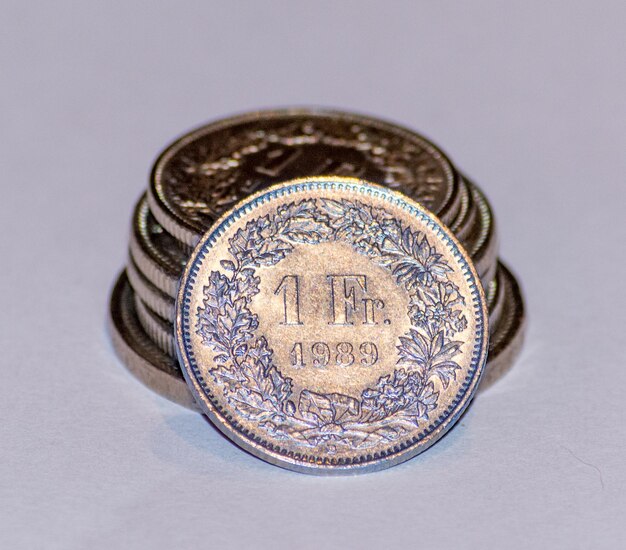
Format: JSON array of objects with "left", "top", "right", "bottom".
[{"left": 195, "top": 197, "right": 469, "bottom": 450}]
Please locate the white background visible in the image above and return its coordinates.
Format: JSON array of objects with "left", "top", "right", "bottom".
[{"left": 2, "top": 2, "right": 625, "bottom": 548}]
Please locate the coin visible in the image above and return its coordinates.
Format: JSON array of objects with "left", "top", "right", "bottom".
[
  {"left": 126, "top": 255, "right": 175, "bottom": 322},
  {"left": 148, "top": 109, "right": 463, "bottom": 248},
  {"left": 108, "top": 270, "right": 198, "bottom": 410},
  {"left": 464, "top": 180, "right": 499, "bottom": 280},
  {"left": 129, "top": 195, "right": 187, "bottom": 297},
  {"left": 175, "top": 177, "right": 488, "bottom": 473},
  {"left": 478, "top": 262, "right": 526, "bottom": 390},
  {"left": 134, "top": 293, "right": 176, "bottom": 357}
]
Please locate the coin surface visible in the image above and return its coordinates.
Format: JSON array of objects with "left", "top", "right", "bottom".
[
  {"left": 149, "top": 109, "right": 462, "bottom": 248},
  {"left": 175, "top": 177, "right": 488, "bottom": 473}
]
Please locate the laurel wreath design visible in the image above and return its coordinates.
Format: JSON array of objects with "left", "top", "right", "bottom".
[{"left": 195, "top": 198, "right": 468, "bottom": 450}]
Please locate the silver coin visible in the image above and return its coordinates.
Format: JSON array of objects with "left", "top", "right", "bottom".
[
  {"left": 134, "top": 292, "right": 176, "bottom": 357},
  {"left": 108, "top": 271, "right": 198, "bottom": 411},
  {"left": 125, "top": 255, "right": 175, "bottom": 322},
  {"left": 128, "top": 195, "right": 186, "bottom": 297},
  {"left": 463, "top": 179, "right": 499, "bottom": 281},
  {"left": 175, "top": 178, "right": 488, "bottom": 473},
  {"left": 148, "top": 109, "right": 463, "bottom": 248}
]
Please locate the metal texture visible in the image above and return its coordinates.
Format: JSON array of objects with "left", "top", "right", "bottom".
[
  {"left": 126, "top": 255, "right": 175, "bottom": 322},
  {"left": 128, "top": 195, "right": 187, "bottom": 296},
  {"left": 148, "top": 109, "right": 463, "bottom": 248},
  {"left": 478, "top": 262, "right": 526, "bottom": 390},
  {"left": 175, "top": 178, "right": 489, "bottom": 473},
  {"left": 134, "top": 293, "right": 176, "bottom": 357},
  {"left": 463, "top": 179, "right": 499, "bottom": 281},
  {"left": 451, "top": 178, "right": 477, "bottom": 242}
]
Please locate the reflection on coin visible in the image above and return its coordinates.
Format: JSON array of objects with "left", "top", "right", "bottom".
[
  {"left": 129, "top": 195, "right": 188, "bottom": 297},
  {"left": 176, "top": 177, "right": 488, "bottom": 473},
  {"left": 485, "top": 266, "right": 506, "bottom": 331},
  {"left": 149, "top": 109, "right": 462, "bottom": 248}
]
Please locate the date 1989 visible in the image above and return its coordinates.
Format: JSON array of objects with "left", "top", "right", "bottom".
[{"left": 289, "top": 341, "right": 378, "bottom": 368}]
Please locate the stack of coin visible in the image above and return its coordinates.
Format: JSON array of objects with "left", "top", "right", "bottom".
[{"left": 109, "top": 109, "right": 525, "bottom": 411}]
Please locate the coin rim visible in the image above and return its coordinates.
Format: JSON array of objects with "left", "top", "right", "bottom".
[
  {"left": 108, "top": 270, "right": 198, "bottom": 410},
  {"left": 129, "top": 194, "right": 186, "bottom": 297},
  {"left": 175, "top": 176, "right": 488, "bottom": 474}
]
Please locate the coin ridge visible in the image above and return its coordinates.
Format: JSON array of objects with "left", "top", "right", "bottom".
[
  {"left": 126, "top": 255, "right": 175, "bottom": 321},
  {"left": 451, "top": 178, "right": 478, "bottom": 242},
  {"left": 476, "top": 262, "right": 526, "bottom": 390},
  {"left": 134, "top": 292, "right": 177, "bottom": 357},
  {"left": 128, "top": 195, "right": 185, "bottom": 296},
  {"left": 460, "top": 180, "right": 498, "bottom": 281},
  {"left": 175, "top": 177, "right": 488, "bottom": 473},
  {"left": 449, "top": 179, "right": 470, "bottom": 233}
]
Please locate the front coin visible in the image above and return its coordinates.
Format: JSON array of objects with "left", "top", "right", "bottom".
[{"left": 176, "top": 177, "right": 488, "bottom": 474}]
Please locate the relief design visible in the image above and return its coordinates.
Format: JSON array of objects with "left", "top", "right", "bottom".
[
  {"left": 161, "top": 115, "right": 449, "bottom": 224},
  {"left": 193, "top": 193, "right": 472, "bottom": 452}
]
